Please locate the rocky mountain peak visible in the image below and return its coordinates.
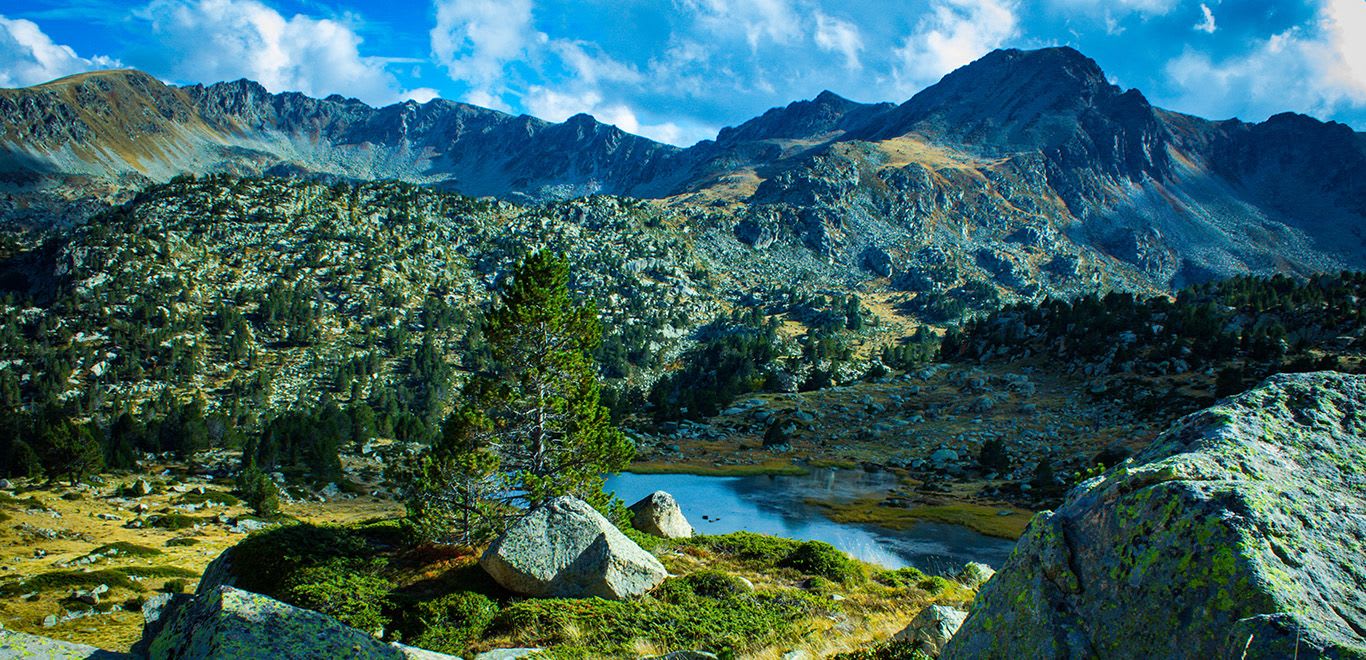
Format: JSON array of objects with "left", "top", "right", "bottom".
[{"left": 715, "top": 90, "right": 895, "bottom": 146}]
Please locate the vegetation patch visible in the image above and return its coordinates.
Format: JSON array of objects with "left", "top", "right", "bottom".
[
  {"left": 812, "top": 497, "right": 1032, "bottom": 540},
  {"left": 147, "top": 513, "right": 203, "bottom": 530},
  {"left": 89, "top": 542, "right": 162, "bottom": 558},
  {"left": 173, "top": 491, "right": 241, "bottom": 507}
]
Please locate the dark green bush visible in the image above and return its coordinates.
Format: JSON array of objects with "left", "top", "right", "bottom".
[
  {"left": 685, "top": 531, "right": 801, "bottom": 568},
  {"left": 149, "top": 513, "right": 200, "bottom": 530},
  {"left": 283, "top": 558, "right": 394, "bottom": 634},
  {"left": 403, "top": 591, "right": 498, "bottom": 653},
  {"left": 166, "top": 537, "right": 199, "bottom": 547},
  {"left": 873, "top": 567, "right": 926, "bottom": 588},
  {"left": 780, "top": 541, "right": 861, "bottom": 584},
  {"left": 657, "top": 570, "right": 751, "bottom": 601},
  {"left": 229, "top": 523, "right": 373, "bottom": 597}
]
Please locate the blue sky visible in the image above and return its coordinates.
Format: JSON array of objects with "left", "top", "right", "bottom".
[{"left": 1, "top": 0, "right": 1363, "bottom": 146}]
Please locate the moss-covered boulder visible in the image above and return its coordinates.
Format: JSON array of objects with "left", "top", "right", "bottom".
[
  {"left": 146, "top": 585, "right": 460, "bottom": 659},
  {"left": 944, "top": 372, "right": 1366, "bottom": 659}
]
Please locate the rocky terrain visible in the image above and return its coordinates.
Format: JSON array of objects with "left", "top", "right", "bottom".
[{"left": 945, "top": 371, "right": 1366, "bottom": 659}]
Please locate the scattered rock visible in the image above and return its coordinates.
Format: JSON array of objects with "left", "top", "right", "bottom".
[
  {"left": 628, "top": 491, "right": 693, "bottom": 539},
  {"left": 945, "top": 372, "right": 1366, "bottom": 659},
  {"left": 130, "top": 479, "right": 153, "bottom": 497},
  {"left": 894, "top": 605, "right": 967, "bottom": 657},
  {"left": 480, "top": 496, "right": 667, "bottom": 600},
  {"left": 642, "top": 652, "right": 718, "bottom": 660}
]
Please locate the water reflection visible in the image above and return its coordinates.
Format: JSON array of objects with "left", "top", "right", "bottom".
[{"left": 606, "top": 469, "right": 1017, "bottom": 575}]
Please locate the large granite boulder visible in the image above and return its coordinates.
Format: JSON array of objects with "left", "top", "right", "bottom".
[
  {"left": 629, "top": 491, "right": 693, "bottom": 538},
  {"left": 145, "top": 585, "right": 458, "bottom": 659},
  {"left": 480, "top": 496, "right": 667, "bottom": 600},
  {"left": 0, "top": 629, "right": 132, "bottom": 659},
  {"left": 944, "top": 372, "right": 1366, "bottom": 659}
]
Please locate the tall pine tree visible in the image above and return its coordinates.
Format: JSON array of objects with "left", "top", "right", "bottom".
[{"left": 404, "top": 251, "right": 633, "bottom": 543}]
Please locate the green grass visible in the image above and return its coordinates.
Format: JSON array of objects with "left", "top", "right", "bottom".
[{"left": 166, "top": 537, "right": 200, "bottom": 547}]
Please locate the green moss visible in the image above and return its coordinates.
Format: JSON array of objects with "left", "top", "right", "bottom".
[
  {"left": 678, "top": 531, "right": 802, "bottom": 568},
  {"left": 396, "top": 591, "right": 498, "bottom": 654},
  {"left": 283, "top": 558, "right": 394, "bottom": 634}
]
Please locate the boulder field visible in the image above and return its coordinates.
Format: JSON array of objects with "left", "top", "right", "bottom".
[{"left": 944, "top": 372, "right": 1366, "bottom": 659}]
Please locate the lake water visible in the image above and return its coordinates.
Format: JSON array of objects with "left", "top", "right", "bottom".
[{"left": 606, "top": 469, "right": 1018, "bottom": 575}]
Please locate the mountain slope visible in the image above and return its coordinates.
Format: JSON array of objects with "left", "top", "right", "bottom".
[{"left": 1, "top": 47, "right": 1363, "bottom": 296}]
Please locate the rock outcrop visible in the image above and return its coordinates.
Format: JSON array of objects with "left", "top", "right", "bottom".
[
  {"left": 146, "top": 584, "right": 458, "bottom": 659},
  {"left": 944, "top": 372, "right": 1366, "bottom": 659},
  {"left": 629, "top": 491, "right": 693, "bottom": 538},
  {"left": 480, "top": 496, "right": 667, "bottom": 600}
]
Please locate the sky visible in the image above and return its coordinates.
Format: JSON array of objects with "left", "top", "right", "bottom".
[{"left": 0, "top": 0, "right": 1363, "bottom": 146}]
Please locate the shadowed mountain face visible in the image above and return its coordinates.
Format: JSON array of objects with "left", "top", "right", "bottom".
[{"left": 1, "top": 47, "right": 1363, "bottom": 293}]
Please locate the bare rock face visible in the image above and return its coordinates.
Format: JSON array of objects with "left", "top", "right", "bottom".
[
  {"left": 944, "top": 372, "right": 1366, "bottom": 659},
  {"left": 480, "top": 496, "right": 667, "bottom": 600},
  {"left": 629, "top": 491, "right": 694, "bottom": 538},
  {"left": 893, "top": 605, "right": 968, "bottom": 657}
]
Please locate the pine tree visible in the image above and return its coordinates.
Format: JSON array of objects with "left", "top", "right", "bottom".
[{"left": 404, "top": 251, "right": 632, "bottom": 543}]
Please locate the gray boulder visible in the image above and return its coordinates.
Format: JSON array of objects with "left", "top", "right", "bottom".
[
  {"left": 480, "top": 496, "right": 667, "bottom": 600},
  {"left": 0, "top": 629, "right": 133, "bottom": 659},
  {"left": 629, "top": 491, "right": 693, "bottom": 538},
  {"left": 894, "top": 605, "right": 967, "bottom": 657},
  {"left": 146, "top": 585, "right": 460, "bottom": 659},
  {"left": 944, "top": 372, "right": 1366, "bottom": 659}
]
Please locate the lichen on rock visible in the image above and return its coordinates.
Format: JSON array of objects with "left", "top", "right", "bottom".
[{"left": 944, "top": 372, "right": 1366, "bottom": 659}]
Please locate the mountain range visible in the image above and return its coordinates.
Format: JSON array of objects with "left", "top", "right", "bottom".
[{"left": 1, "top": 46, "right": 1364, "bottom": 293}]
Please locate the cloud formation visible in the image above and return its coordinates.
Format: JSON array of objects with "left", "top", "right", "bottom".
[
  {"left": 0, "top": 14, "right": 119, "bottom": 87},
  {"left": 139, "top": 0, "right": 433, "bottom": 106},
  {"left": 891, "top": 0, "right": 1019, "bottom": 95},
  {"left": 1162, "top": 0, "right": 1365, "bottom": 121},
  {"left": 1194, "top": 4, "right": 1216, "bottom": 34}
]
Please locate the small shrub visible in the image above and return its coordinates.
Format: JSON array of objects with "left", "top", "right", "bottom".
[
  {"left": 149, "top": 514, "right": 200, "bottom": 530},
  {"left": 656, "top": 570, "right": 750, "bottom": 602},
  {"left": 780, "top": 541, "right": 861, "bottom": 584},
  {"left": 685, "top": 531, "right": 801, "bottom": 568},
  {"left": 166, "top": 537, "right": 199, "bottom": 547},
  {"left": 162, "top": 579, "right": 188, "bottom": 593},
  {"left": 403, "top": 591, "right": 498, "bottom": 653},
  {"left": 873, "top": 567, "right": 926, "bottom": 588},
  {"left": 61, "top": 492, "right": 84, "bottom": 501},
  {"left": 283, "top": 558, "right": 394, "bottom": 634},
  {"left": 91, "top": 542, "right": 162, "bottom": 558}
]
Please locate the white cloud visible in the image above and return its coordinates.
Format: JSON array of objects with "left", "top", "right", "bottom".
[
  {"left": 891, "top": 0, "right": 1019, "bottom": 94},
  {"left": 813, "top": 13, "right": 863, "bottom": 70},
  {"left": 681, "top": 0, "right": 804, "bottom": 51},
  {"left": 0, "top": 15, "right": 120, "bottom": 88},
  {"left": 430, "top": 0, "right": 544, "bottom": 107},
  {"left": 141, "top": 0, "right": 424, "bottom": 106},
  {"left": 522, "top": 85, "right": 709, "bottom": 146},
  {"left": 1194, "top": 4, "right": 1216, "bottom": 34},
  {"left": 1049, "top": 0, "right": 1178, "bottom": 18},
  {"left": 1162, "top": 0, "right": 1366, "bottom": 121}
]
